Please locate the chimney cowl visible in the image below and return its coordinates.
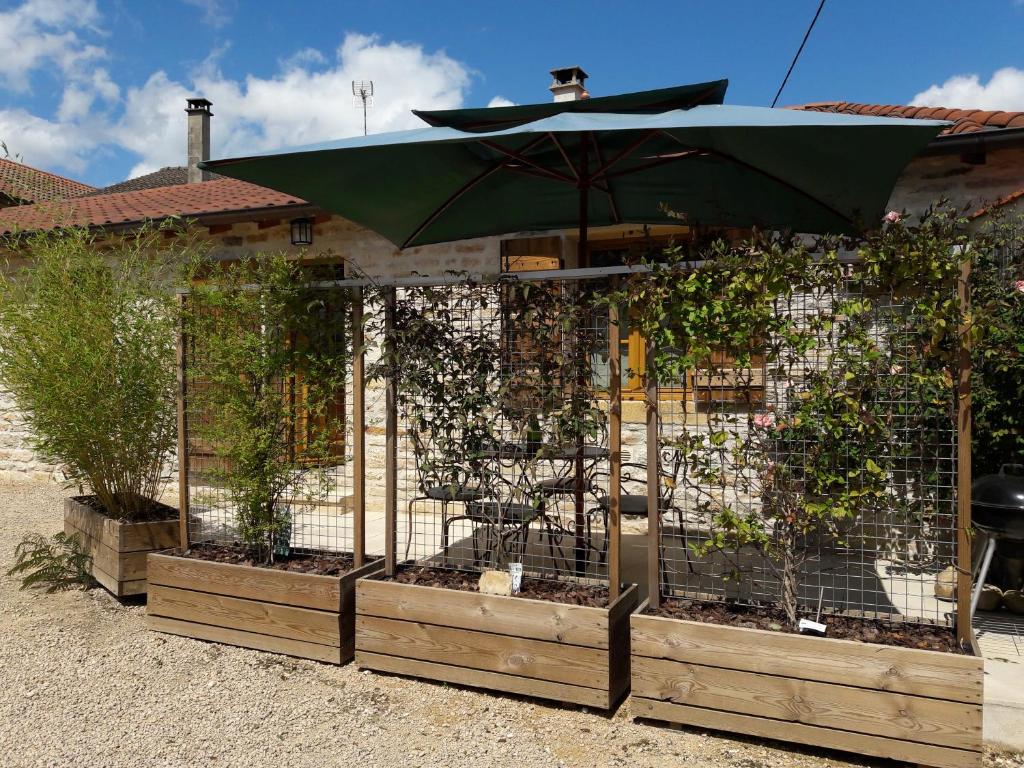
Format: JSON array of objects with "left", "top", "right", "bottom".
[
  {"left": 186, "top": 97, "right": 212, "bottom": 183},
  {"left": 549, "top": 66, "right": 589, "bottom": 102}
]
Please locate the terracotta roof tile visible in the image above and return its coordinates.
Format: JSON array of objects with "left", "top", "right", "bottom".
[
  {"left": 789, "top": 101, "right": 1024, "bottom": 136},
  {"left": 0, "top": 158, "right": 95, "bottom": 204},
  {"left": 0, "top": 178, "right": 308, "bottom": 234}
]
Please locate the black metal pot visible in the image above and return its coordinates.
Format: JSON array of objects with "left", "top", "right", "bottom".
[{"left": 972, "top": 464, "right": 1024, "bottom": 540}]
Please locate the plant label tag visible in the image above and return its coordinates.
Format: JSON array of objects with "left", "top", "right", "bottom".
[
  {"left": 798, "top": 618, "right": 827, "bottom": 636},
  {"left": 509, "top": 562, "right": 523, "bottom": 594}
]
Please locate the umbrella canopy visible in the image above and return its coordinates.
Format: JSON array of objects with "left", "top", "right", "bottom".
[
  {"left": 413, "top": 79, "right": 728, "bottom": 132},
  {"left": 203, "top": 103, "right": 946, "bottom": 248}
]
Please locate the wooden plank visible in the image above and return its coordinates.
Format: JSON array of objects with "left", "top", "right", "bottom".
[
  {"left": 147, "top": 552, "right": 342, "bottom": 612},
  {"left": 956, "top": 257, "right": 972, "bottom": 647},
  {"left": 356, "top": 615, "right": 609, "bottom": 689},
  {"left": 631, "top": 697, "right": 981, "bottom": 768},
  {"left": 357, "top": 651, "right": 609, "bottom": 708},
  {"left": 355, "top": 578, "right": 611, "bottom": 648},
  {"left": 148, "top": 585, "right": 340, "bottom": 646},
  {"left": 607, "top": 585, "right": 639, "bottom": 704},
  {"left": 631, "top": 656, "right": 981, "bottom": 751},
  {"left": 64, "top": 498, "right": 179, "bottom": 552},
  {"left": 64, "top": 499, "right": 118, "bottom": 547},
  {"left": 339, "top": 559, "right": 384, "bottom": 664},
  {"left": 117, "top": 518, "right": 180, "bottom": 553},
  {"left": 629, "top": 613, "right": 982, "bottom": 704},
  {"left": 147, "top": 615, "right": 341, "bottom": 664}
]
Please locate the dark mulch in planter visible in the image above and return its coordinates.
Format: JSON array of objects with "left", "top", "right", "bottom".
[
  {"left": 649, "top": 597, "right": 960, "bottom": 653},
  {"left": 385, "top": 566, "right": 609, "bottom": 607},
  {"left": 72, "top": 494, "right": 178, "bottom": 523},
  {"left": 181, "top": 543, "right": 355, "bottom": 576}
]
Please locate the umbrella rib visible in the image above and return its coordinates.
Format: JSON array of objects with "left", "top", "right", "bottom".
[
  {"left": 548, "top": 133, "right": 579, "bottom": 180},
  {"left": 589, "top": 129, "right": 660, "bottom": 183},
  {"left": 589, "top": 133, "right": 621, "bottom": 224},
  {"left": 479, "top": 140, "right": 577, "bottom": 184},
  {"left": 400, "top": 135, "right": 551, "bottom": 248}
]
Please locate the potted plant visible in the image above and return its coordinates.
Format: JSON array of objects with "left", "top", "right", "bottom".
[
  {"left": 146, "top": 253, "right": 381, "bottom": 663},
  {"left": 355, "top": 278, "right": 637, "bottom": 709},
  {"left": 624, "top": 218, "right": 983, "bottom": 768},
  {"left": 0, "top": 226, "right": 185, "bottom": 597}
]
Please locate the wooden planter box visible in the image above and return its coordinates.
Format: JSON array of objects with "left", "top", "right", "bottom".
[
  {"left": 63, "top": 496, "right": 179, "bottom": 597},
  {"left": 146, "top": 552, "right": 383, "bottom": 664},
  {"left": 630, "top": 611, "right": 983, "bottom": 768},
  {"left": 355, "top": 575, "right": 639, "bottom": 709}
]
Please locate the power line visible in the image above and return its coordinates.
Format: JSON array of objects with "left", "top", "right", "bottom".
[{"left": 771, "top": 0, "right": 827, "bottom": 108}]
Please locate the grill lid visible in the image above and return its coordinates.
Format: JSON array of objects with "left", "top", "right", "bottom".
[{"left": 972, "top": 464, "right": 1024, "bottom": 510}]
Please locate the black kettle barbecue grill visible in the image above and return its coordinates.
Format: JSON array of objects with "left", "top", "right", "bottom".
[{"left": 970, "top": 464, "right": 1024, "bottom": 615}]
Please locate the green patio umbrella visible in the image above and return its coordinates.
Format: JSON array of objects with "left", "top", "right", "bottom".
[
  {"left": 202, "top": 98, "right": 945, "bottom": 253},
  {"left": 202, "top": 90, "right": 946, "bottom": 576}
]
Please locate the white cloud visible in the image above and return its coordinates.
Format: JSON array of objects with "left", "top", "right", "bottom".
[
  {"left": 911, "top": 67, "right": 1024, "bottom": 111},
  {"left": 487, "top": 96, "right": 515, "bottom": 108},
  {"left": 0, "top": 28, "right": 474, "bottom": 182},
  {"left": 180, "top": 0, "right": 233, "bottom": 29},
  {"left": 0, "top": 0, "right": 105, "bottom": 92}
]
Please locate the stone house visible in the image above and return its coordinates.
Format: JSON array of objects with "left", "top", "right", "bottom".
[{"left": 2, "top": 74, "right": 1023, "bottom": 510}]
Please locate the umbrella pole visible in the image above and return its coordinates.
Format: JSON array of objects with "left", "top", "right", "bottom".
[{"left": 574, "top": 136, "right": 589, "bottom": 577}]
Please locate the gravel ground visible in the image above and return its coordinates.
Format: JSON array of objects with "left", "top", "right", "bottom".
[{"left": 0, "top": 482, "right": 1019, "bottom": 768}]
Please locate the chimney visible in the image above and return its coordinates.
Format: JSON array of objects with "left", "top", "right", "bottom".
[
  {"left": 549, "top": 66, "right": 589, "bottom": 102},
  {"left": 185, "top": 97, "right": 213, "bottom": 183}
]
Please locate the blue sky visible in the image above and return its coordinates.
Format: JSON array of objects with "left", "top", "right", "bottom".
[{"left": 2, "top": 0, "right": 1023, "bottom": 188}]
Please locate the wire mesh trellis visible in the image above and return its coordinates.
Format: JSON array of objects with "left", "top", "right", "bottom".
[
  {"left": 180, "top": 280, "right": 363, "bottom": 563},
  {"left": 378, "top": 273, "right": 621, "bottom": 588},
  {"left": 652, "top": 266, "right": 960, "bottom": 626}
]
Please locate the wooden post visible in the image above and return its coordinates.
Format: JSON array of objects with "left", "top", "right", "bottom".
[
  {"left": 176, "top": 293, "right": 190, "bottom": 551},
  {"left": 956, "top": 255, "right": 973, "bottom": 649},
  {"left": 646, "top": 345, "right": 660, "bottom": 609},
  {"left": 352, "top": 287, "right": 366, "bottom": 569},
  {"left": 608, "top": 279, "right": 621, "bottom": 601},
  {"left": 384, "top": 287, "right": 398, "bottom": 577}
]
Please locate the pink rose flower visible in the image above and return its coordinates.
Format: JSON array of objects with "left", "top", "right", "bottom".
[
  {"left": 753, "top": 412, "right": 776, "bottom": 428},
  {"left": 883, "top": 211, "right": 902, "bottom": 224},
  {"left": 1014, "top": 280, "right": 1024, "bottom": 294}
]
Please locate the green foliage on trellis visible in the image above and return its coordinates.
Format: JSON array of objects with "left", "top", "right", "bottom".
[
  {"left": 184, "top": 253, "right": 350, "bottom": 564},
  {"left": 614, "top": 209, "right": 971, "bottom": 624}
]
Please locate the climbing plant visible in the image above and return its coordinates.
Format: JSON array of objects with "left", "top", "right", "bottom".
[
  {"left": 616, "top": 208, "right": 971, "bottom": 625},
  {"left": 184, "top": 253, "right": 350, "bottom": 564}
]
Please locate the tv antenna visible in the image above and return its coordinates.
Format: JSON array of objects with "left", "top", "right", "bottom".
[{"left": 352, "top": 80, "right": 374, "bottom": 136}]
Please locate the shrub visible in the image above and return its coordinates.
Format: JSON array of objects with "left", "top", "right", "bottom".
[{"left": 0, "top": 227, "right": 188, "bottom": 520}]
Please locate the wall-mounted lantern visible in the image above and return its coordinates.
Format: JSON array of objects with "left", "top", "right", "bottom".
[{"left": 290, "top": 217, "right": 313, "bottom": 246}]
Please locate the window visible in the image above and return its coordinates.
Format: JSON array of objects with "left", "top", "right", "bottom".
[{"left": 499, "top": 233, "right": 765, "bottom": 408}]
